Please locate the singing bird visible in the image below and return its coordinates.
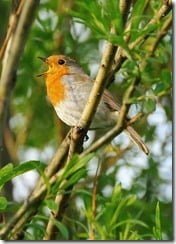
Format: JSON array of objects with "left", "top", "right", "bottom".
[{"left": 38, "top": 55, "right": 149, "bottom": 155}]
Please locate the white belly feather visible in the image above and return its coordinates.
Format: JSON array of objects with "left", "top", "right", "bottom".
[{"left": 54, "top": 75, "right": 116, "bottom": 128}]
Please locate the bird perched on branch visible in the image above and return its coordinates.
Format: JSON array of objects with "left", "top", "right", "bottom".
[{"left": 38, "top": 55, "right": 149, "bottom": 155}]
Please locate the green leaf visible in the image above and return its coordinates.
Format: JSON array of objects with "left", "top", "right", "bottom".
[
  {"left": 160, "top": 70, "right": 172, "bottom": 90},
  {"left": 0, "top": 161, "right": 45, "bottom": 188},
  {"left": 0, "top": 196, "right": 8, "bottom": 210},
  {"left": 25, "top": 222, "right": 45, "bottom": 240},
  {"left": 54, "top": 220, "right": 69, "bottom": 239},
  {"left": 113, "top": 219, "right": 148, "bottom": 230},
  {"left": 52, "top": 154, "right": 93, "bottom": 194},
  {"left": 62, "top": 153, "right": 93, "bottom": 180},
  {"left": 0, "top": 164, "right": 14, "bottom": 188},
  {"left": 111, "top": 184, "right": 122, "bottom": 203},
  {"left": 143, "top": 98, "right": 156, "bottom": 113},
  {"left": 64, "top": 215, "right": 88, "bottom": 233},
  {"left": 110, "top": 195, "right": 137, "bottom": 227},
  {"left": 109, "top": 35, "right": 133, "bottom": 59},
  {"left": 130, "top": 0, "right": 148, "bottom": 41},
  {"left": 126, "top": 195, "right": 137, "bottom": 206},
  {"left": 2, "top": 201, "right": 20, "bottom": 213},
  {"left": 153, "top": 82, "right": 166, "bottom": 95},
  {"left": 45, "top": 199, "right": 58, "bottom": 211},
  {"left": 63, "top": 169, "right": 87, "bottom": 189},
  {"left": 153, "top": 202, "right": 162, "bottom": 240},
  {"left": 13, "top": 160, "right": 45, "bottom": 176},
  {"left": 107, "top": 0, "right": 123, "bottom": 34},
  {"left": 70, "top": 0, "right": 124, "bottom": 44}
]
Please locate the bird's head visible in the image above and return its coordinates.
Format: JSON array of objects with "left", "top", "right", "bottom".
[{"left": 37, "top": 55, "right": 82, "bottom": 77}]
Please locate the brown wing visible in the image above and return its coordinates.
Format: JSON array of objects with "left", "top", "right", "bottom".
[
  {"left": 103, "top": 90, "right": 149, "bottom": 155},
  {"left": 103, "top": 89, "right": 122, "bottom": 111}
]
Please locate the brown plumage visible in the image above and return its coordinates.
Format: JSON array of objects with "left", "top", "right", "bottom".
[{"left": 40, "top": 55, "right": 149, "bottom": 155}]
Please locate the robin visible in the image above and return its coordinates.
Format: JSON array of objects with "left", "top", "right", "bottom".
[{"left": 38, "top": 55, "right": 149, "bottom": 155}]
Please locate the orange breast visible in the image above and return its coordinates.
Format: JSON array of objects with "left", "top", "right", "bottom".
[{"left": 46, "top": 70, "right": 68, "bottom": 106}]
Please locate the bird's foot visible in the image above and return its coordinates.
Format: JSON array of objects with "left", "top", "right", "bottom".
[{"left": 74, "top": 126, "right": 89, "bottom": 141}]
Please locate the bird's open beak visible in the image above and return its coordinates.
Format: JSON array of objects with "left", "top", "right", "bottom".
[{"left": 37, "top": 56, "right": 48, "bottom": 77}]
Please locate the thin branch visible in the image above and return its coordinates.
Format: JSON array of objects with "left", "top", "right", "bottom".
[
  {"left": 84, "top": 3, "right": 172, "bottom": 156},
  {"left": 43, "top": 194, "right": 64, "bottom": 240},
  {"left": 43, "top": 178, "right": 66, "bottom": 241},
  {"left": 34, "top": 131, "right": 71, "bottom": 192},
  {"left": 7, "top": 207, "right": 36, "bottom": 240},
  {"left": 148, "top": 14, "right": 172, "bottom": 54},
  {"left": 129, "top": 1, "right": 172, "bottom": 50},
  {"left": 4, "top": 126, "right": 18, "bottom": 162},
  {"left": 119, "top": 0, "right": 132, "bottom": 24},
  {"left": 89, "top": 160, "right": 101, "bottom": 240},
  {"left": 107, "top": 1, "right": 172, "bottom": 84},
  {"left": 127, "top": 112, "right": 144, "bottom": 126},
  {"left": 0, "top": 0, "right": 24, "bottom": 60},
  {"left": 0, "top": 0, "right": 40, "bottom": 120}
]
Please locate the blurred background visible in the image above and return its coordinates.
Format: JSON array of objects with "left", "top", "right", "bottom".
[{"left": 0, "top": 0, "right": 172, "bottom": 240}]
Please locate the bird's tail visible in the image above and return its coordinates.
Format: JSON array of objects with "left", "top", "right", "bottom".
[{"left": 125, "top": 126, "right": 149, "bottom": 155}]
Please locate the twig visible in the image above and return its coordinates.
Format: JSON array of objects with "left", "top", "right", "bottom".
[
  {"left": 148, "top": 14, "right": 172, "bottom": 54},
  {"left": 89, "top": 160, "right": 101, "bottom": 240},
  {"left": 34, "top": 131, "right": 71, "bottom": 192},
  {"left": 119, "top": 0, "right": 132, "bottom": 24},
  {"left": 107, "top": 1, "right": 172, "bottom": 85},
  {"left": 0, "top": 0, "right": 40, "bottom": 120},
  {"left": 129, "top": 1, "right": 172, "bottom": 50},
  {"left": 127, "top": 112, "right": 144, "bottom": 126},
  {"left": 43, "top": 179, "right": 66, "bottom": 240},
  {"left": 4, "top": 126, "right": 18, "bottom": 162},
  {"left": 43, "top": 194, "right": 64, "bottom": 240},
  {"left": 0, "top": 0, "right": 24, "bottom": 60},
  {"left": 66, "top": 127, "right": 85, "bottom": 163},
  {"left": 7, "top": 207, "right": 36, "bottom": 240}
]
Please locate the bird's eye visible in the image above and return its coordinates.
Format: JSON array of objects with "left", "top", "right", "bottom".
[{"left": 58, "top": 59, "right": 65, "bottom": 65}]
